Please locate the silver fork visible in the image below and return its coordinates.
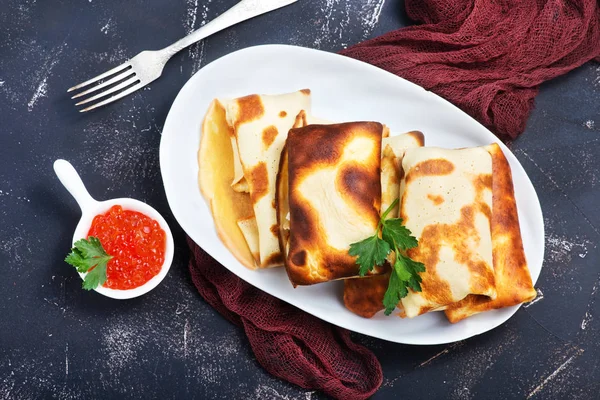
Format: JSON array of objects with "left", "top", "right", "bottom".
[{"left": 68, "top": 0, "right": 297, "bottom": 112}]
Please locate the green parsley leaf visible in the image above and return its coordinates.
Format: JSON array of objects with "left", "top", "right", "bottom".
[
  {"left": 64, "top": 237, "right": 112, "bottom": 290},
  {"left": 382, "top": 271, "right": 406, "bottom": 315},
  {"left": 349, "top": 234, "right": 391, "bottom": 276},
  {"left": 65, "top": 248, "right": 96, "bottom": 273},
  {"left": 398, "top": 253, "right": 426, "bottom": 292},
  {"left": 349, "top": 198, "right": 427, "bottom": 315},
  {"left": 73, "top": 237, "right": 108, "bottom": 259},
  {"left": 81, "top": 261, "right": 108, "bottom": 290},
  {"left": 381, "top": 218, "right": 418, "bottom": 250},
  {"left": 382, "top": 253, "right": 426, "bottom": 315}
]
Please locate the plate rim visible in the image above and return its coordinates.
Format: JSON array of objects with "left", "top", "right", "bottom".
[{"left": 159, "top": 44, "right": 544, "bottom": 345}]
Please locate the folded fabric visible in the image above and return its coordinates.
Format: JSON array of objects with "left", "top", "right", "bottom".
[
  {"left": 341, "top": 0, "right": 600, "bottom": 139},
  {"left": 188, "top": 238, "right": 383, "bottom": 400}
]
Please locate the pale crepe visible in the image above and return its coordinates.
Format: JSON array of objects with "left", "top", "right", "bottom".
[
  {"left": 224, "top": 90, "right": 311, "bottom": 268},
  {"left": 237, "top": 216, "right": 260, "bottom": 264},
  {"left": 444, "top": 144, "right": 537, "bottom": 322},
  {"left": 399, "top": 146, "right": 497, "bottom": 318},
  {"left": 380, "top": 131, "right": 424, "bottom": 217},
  {"left": 198, "top": 100, "right": 256, "bottom": 269}
]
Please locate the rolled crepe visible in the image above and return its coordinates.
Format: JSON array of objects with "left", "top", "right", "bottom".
[
  {"left": 237, "top": 216, "right": 260, "bottom": 263},
  {"left": 283, "top": 122, "right": 385, "bottom": 286},
  {"left": 343, "top": 271, "right": 392, "bottom": 318},
  {"left": 343, "top": 131, "right": 424, "bottom": 318},
  {"left": 277, "top": 130, "right": 422, "bottom": 280},
  {"left": 198, "top": 100, "right": 256, "bottom": 269},
  {"left": 224, "top": 89, "right": 311, "bottom": 268},
  {"left": 380, "top": 131, "right": 424, "bottom": 218},
  {"left": 399, "top": 146, "right": 497, "bottom": 318},
  {"left": 444, "top": 144, "right": 537, "bottom": 323}
]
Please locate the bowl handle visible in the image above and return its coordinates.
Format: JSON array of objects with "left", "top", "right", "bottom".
[{"left": 53, "top": 159, "right": 97, "bottom": 214}]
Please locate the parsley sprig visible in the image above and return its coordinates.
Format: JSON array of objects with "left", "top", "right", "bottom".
[
  {"left": 65, "top": 237, "right": 112, "bottom": 290},
  {"left": 349, "top": 199, "right": 426, "bottom": 315}
]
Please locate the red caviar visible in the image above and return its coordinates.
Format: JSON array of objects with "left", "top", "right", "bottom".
[{"left": 88, "top": 205, "right": 166, "bottom": 290}]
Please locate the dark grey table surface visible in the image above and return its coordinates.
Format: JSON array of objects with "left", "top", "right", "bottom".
[{"left": 1, "top": 1, "right": 599, "bottom": 399}]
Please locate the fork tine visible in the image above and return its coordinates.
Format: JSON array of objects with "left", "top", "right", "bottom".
[
  {"left": 67, "top": 62, "right": 131, "bottom": 93},
  {"left": 75, "top": 76, "right": 140, "bottom": 106},
  {"left": 71, "top": 70, "right": 136, "bottom": 99},
  {"left": 79, "top": 83, "right": 144, "bottom": 112}
]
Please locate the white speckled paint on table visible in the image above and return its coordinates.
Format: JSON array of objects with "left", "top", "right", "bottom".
[{"left": 1, "top": 0, "right": 599, "bottom": 399}]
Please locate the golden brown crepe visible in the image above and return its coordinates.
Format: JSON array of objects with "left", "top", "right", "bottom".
[
  {"left": 198, "top": 99, "right": 257, "bottom": 269},
  {"left": 283, "top": 122, "right": 385, "bottom": 286},
  {"left": 399, "top": 146, "right": 497, "bottom": 318},
  {"left": 444, "top": 143, "right": 537, "bottom": 323},
  {"left": 343, "top": 270, "right": 391, "bottom": 318},
  {"left": 224, "top": 90, "right": 311, "bottom": 268},
  {"left": 343, "top": 131, "right": 425, "bottom": 318}
]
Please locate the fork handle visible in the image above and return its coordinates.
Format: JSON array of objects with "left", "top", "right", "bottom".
[{"left": 161, "top": 0, "right": 295, "bottom": 57}]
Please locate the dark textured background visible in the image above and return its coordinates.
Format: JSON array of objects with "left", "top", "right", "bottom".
[{"left": 1, "top": 1, "right": 599, "bottom": 399}]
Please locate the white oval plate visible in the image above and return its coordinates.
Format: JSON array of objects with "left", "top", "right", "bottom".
[{"left": 160, "top": 45, "right": 544, "bottom": 345}]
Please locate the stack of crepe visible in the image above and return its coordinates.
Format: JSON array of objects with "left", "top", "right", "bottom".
[
  {"left": 199, "top": 89, "right": 536, "bottom": 323},
  {"left": 199, "top": 90, "right": 311, "bottom": 269}
]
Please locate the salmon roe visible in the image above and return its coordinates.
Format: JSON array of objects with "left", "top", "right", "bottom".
[{"left": 88, "top": 205, "right": 166, "bottom": 290}]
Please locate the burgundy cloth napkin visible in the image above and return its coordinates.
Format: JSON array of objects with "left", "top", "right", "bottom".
[
  {"left": 188, "top": 238, "right": 383, "bottom": 400},
  {"left": 189, "top": 1, "right": 600, "bottom": 398},
  {"left": 341, "top": 0, "right": 600, "bottom": 139}
]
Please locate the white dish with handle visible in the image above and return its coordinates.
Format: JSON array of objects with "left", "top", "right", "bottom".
[{"left": 54, "top": 159, "right": 174, "bottom": 299}]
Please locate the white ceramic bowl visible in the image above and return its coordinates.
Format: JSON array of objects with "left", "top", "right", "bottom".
[{"left": 54, "top": 159, "right": 174, "bottom": 299}]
